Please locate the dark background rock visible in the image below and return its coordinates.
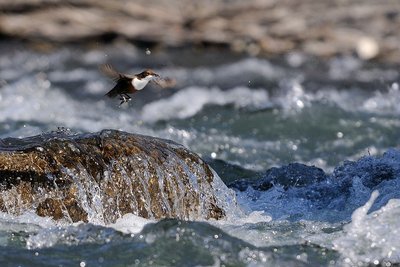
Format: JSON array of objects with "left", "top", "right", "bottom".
[
  {"left": 204, "top": 157, "right": 261, "bottom": 185},
  {"left": 0, "top": 130, "right": 226, "bottom": 223},
  {"left": 227, "top": 151, "right": 400, "bottom": 218},
  {"left": 229, "top": 163, "right": 328, "bottom": 191},
  {"left": 0, "top": 0, "right": 399, "bottom": 62}
]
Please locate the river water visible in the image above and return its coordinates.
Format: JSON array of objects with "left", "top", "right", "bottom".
[{"left": 0, "top": 41, "right": 399, "bottom": 266}]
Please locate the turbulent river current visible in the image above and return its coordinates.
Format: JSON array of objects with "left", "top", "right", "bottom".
[{"left": 0, "top": 41, "right": 400, "bottom": 266}]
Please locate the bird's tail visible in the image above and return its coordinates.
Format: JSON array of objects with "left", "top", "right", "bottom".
[{"left": 105, "top": 86, "right": 120, "bottom": 98}]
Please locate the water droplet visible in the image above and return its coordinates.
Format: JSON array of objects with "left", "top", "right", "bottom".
[
  {"left": 296, "top": 99, "right": 304, "bottom": 108},
  {"left": 145, "top": 48, "right": 151, "bottom": 55},
  {"left": 42, "top": 80, "right": 51, "bottom": 89}
]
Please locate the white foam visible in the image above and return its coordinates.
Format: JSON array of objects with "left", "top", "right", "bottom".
[
  {"left": 213, "top": 215, "right": 341, "bottom": 249},
  {"left": 25, "top": 213, "right": 154, "bottom": 249},
  {"left": 0, "top": 211, "right": 56, "bottom": 231},
  {"left": 361, "top": 85, "right": 400, "bottom": 114},
  {"left": 48, "top": 68, "right": 96, "bottom": 82},
  {"left": 141, "top": 86, "right": 270, "bottom": 122},
  {"left": 0, "top": 77, "right": 150, "bottom": 138},
  {"left": 216, "top": 211, "right": 272, "bottom": 227},
  {"left": 311, "top": 85, "right": 400, "bottom": 115},
  {"left": 109, "top": 213, "right": 154, "bottom": 234},
  {"left": 160, "top": 58, "right": 283, "bottom": 86},
  {"left": 333, "top": 190, "right": 400, "bottom": 264},
  {"left": 213, "top": 58, "right": 283, "bottom": 80}
]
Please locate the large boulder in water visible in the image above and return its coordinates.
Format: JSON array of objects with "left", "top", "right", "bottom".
[{"left": 0, "top": 130, "right": 226, "bottom": 223}]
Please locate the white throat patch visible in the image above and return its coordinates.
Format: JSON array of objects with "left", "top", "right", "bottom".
[{"left": 132, "top": 76, "right": 153, "bottom": 90}]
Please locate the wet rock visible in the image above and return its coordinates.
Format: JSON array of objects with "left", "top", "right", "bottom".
[
  {"left": 258, "top": 163, "right": 328, "bottom": 190},
  {"left": 204, "top": 157, "right": 260, "bottom": 185},
  {"left": 230, "top": 163, "right": 327, "bottom": 191},
  {"left": 0, "top": 130, "right": 226, "bottom": 223},
  {"left": 332, "top": 158, "right": 396, "bottom": 189}
]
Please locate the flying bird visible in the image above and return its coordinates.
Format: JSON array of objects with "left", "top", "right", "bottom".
[{"left": 100, "top": 64, "right": 174, "bottom": 105}]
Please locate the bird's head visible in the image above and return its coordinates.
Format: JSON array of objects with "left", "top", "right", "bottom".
[{"left": 138, "top": 69, "right": 160, "bottom": 80}]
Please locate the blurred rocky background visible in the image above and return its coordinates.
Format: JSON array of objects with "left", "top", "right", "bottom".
[{"left": 0, "top": 0, "right": 399, "bottom": 63}]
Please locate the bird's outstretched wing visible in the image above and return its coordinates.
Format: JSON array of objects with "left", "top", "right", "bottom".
[
  {"left": 99, "top": 64, "right": 125, "bottom": 82},
  {"left": 151, "top": 77, "right": 177, "bottom": 89}
]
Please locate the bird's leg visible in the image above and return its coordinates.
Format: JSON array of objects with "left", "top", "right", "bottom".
[
  {"left": 118, "top": 94, "right": 132, "bottom": 106},
  {"left": 124, "top": 94, "right": 131, "bottom": 101}
]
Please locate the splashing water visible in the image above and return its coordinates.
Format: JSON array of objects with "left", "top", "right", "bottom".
[
  {"left": 333, "top": 191, "right": 400, "bottom": 265},
  {"left": 1, "top": 43, "right": 400, "bottom": 266}
]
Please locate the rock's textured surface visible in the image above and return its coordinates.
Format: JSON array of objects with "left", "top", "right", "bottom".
[
  {"left": 0, "top": 130, "right": 226, "bottom": 223},
  {"left": 0, "top": 0, "right": 399, "bottom": 62}
]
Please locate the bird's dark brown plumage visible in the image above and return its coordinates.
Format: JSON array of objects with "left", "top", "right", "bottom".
[
  {"left": 100, "top": 64, "right": 137, "bottom": 99},
  {"left": 104, "top": 76, "right": 137, "bottom": 98}
]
